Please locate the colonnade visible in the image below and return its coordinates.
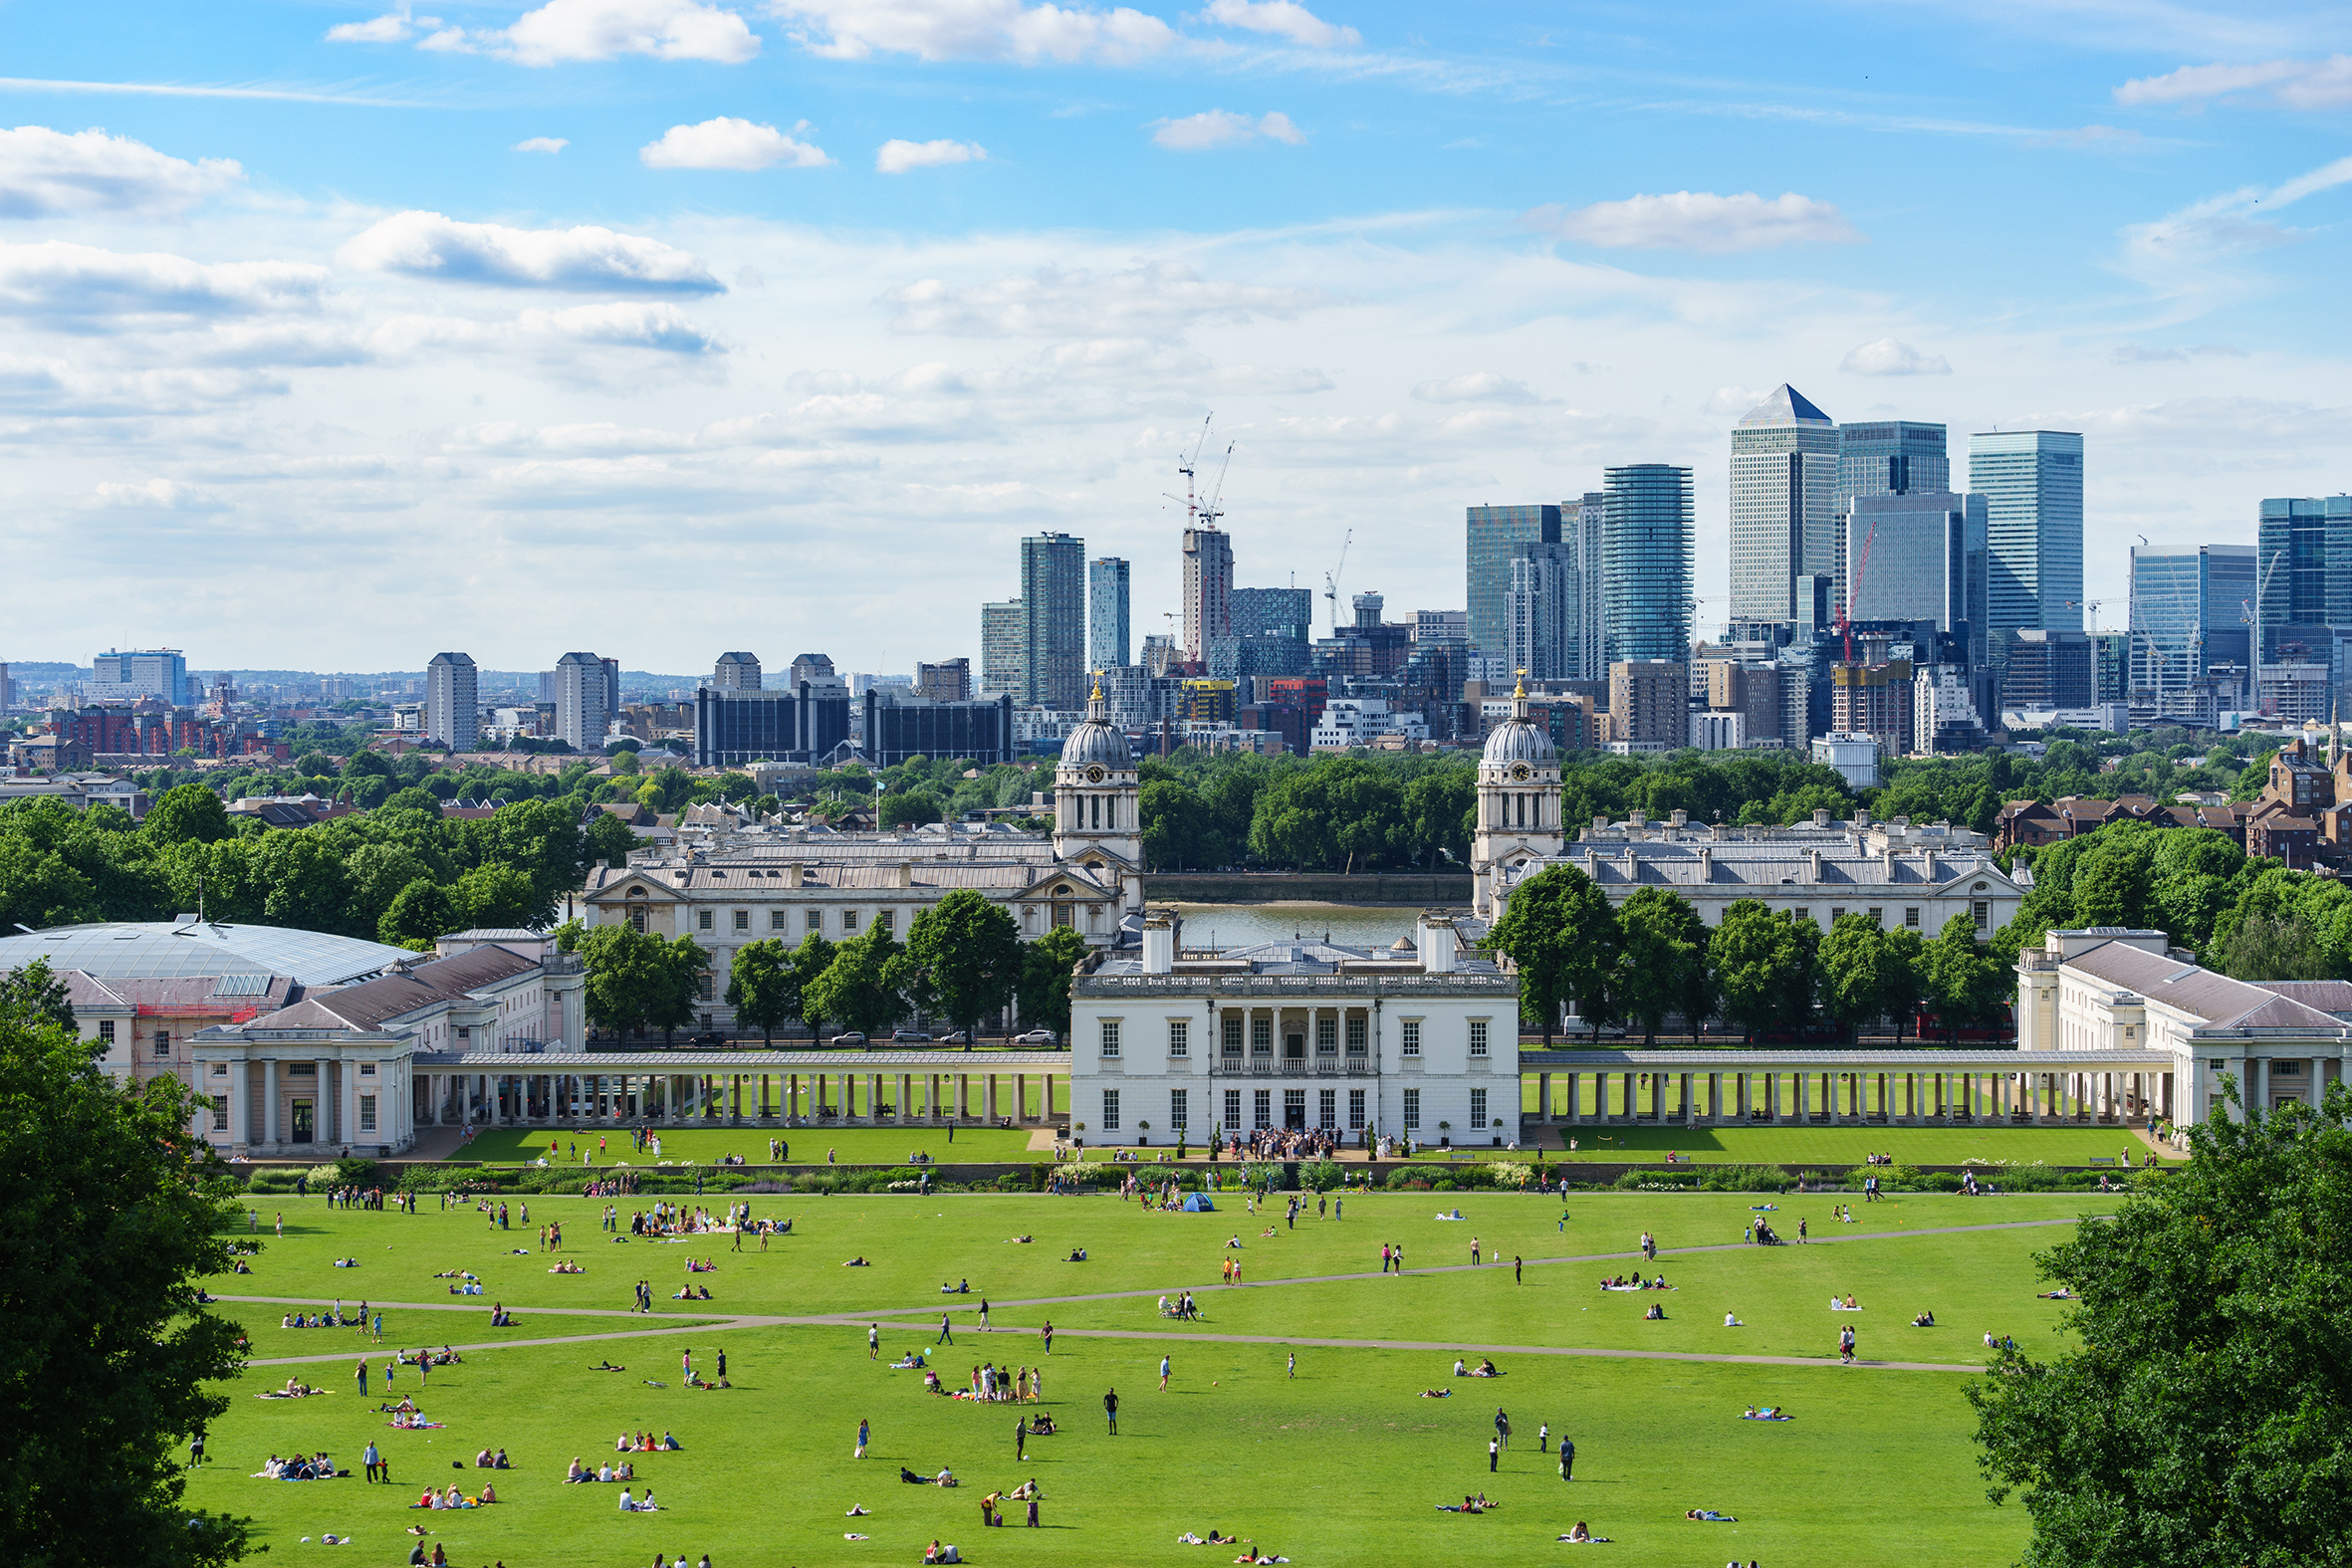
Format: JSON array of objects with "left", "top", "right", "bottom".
[
  {"left": 1529, "top": 1057, "right": 2176, "bottom": 1128},
  {"left": 414, "top": 1064, "right": 1064, "bottom": 1130}
]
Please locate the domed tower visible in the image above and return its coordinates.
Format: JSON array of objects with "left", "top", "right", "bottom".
[
  {"left": 1472, "top": 674, "right": 1564, "bottom": 918},
  {"left": 1054, "top": 679, "right": 1142, "bottom": 871}
]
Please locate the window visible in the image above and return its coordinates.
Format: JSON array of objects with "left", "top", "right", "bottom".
[
  {"left": 770, "top": 910, "right": 789, "bottom": 930},
  {"left": 1905, "top": 907, "right": 1920, "bottom": 928},
  {"left": 1318, "top": 1088, "right": 1336, "bottom": 1129},
  {"left": 210, "top": 1061, "right": 227, "bottom": 1077},
  {"left": 153, "top": 1030, "right": 171, "bottom": 1058},
  {"left": 1470, "top": 1087, "right": 1488, "bottom": 1129},
  {"left": 1867, "top": 908, "right": 1882, "bottom": 925},
  {"left": 1167, "top": 1020, "right": 1189, "bottom": 1057},
  {"left": 1251, "top": 1016, "right": 1272, "bottom": 1054},
  {"left": 1469, "top": 1019, "right": 1490, "bottom": 1057},
  {"left": 99, "top": 1019, "right": 115, "bottom": 1043},
  {"left": 1100, "top": 1089, "right": 1120, "bottom": 1130},
  {"left": 698, "top": 909, "right": 714, "bottom": 931},
  {"left": 1100, "top": 1020, "right": 1121, "bottom": 1058},
  {"left": 358, "top": 1062, "right": 376, "bottom": 1077},
  {"left": 1284, "top": 1088, "right": 1305, "bottom": 1125},
  {"left": 1792, "top": 908, "right": 1809, "bottom": 925},
  {"left": 1224, "top": 1088, "right": 1242, "bottom": 1130},
  {"left": 1401, "top": 1018, "right": 1422, "bottom": 1056},
  {"left": 1169, "top": 1088, "right": 1188, "bottom": 1129},
  {"left": 1316, "top": 1015, "right": 1336, "bottom": 1052},
  {"left": 878, "top": 909, "right": 894, "bottom": 936},
  {"left": 629, "top": 906, "right": 648, "bottom": 932},
  {"left": 697, "top": 972, "right": 714, "bottom": 1002},
  {"left": 1404, "top": 1087, "right": 1421, "bottom": 1129},
  {"left": 288, "top": 1061, "right": 316, "bottom": 1077},
  {"left": 1345, "top": 1015, "right": 1366, "bottom": 1052},
  {"left": 807, "top": 909, "right": 823, "bottom": 933},
  {"left": 211, "top": 1095, "right": 228, "bottom": 1132},
  {"left": 733, "top": 909, "right": 750, "bottom": 932},
  {"left": 359, "top": 1095, "right": 377, "bottom": 1133},
  {"left": 1348, "top": 1088, "right": 1366, "bottom": 1130},
  {"left": 1253, "top": 1089, "right": 1271, "bottom": 1129},
  {"left": 1972, "top": 900, "right": 1991, "bottom": 934},
  {"left": 1222, "top": 1015, "right": 1243, "bottom": 1055},
  {"left": 1830, "top": 908, "right": 1845, "bottom": 923},
  {"left": 842, "top": 909, "right": 860, "bottom": 933}
]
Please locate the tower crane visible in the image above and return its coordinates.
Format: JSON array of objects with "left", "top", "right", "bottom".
[
  {"left": 1837, "top": 517, "right": 1882, "bottom": 663},
  {"left": 2065, "top": 600, "right": 2104, "bottom": 633},
  {"left": 1322, "top": 530, "right": 1353, "bottom": 636},
  {"left": 1163, "top": 414, "right": 1216, "bottom": 526}
]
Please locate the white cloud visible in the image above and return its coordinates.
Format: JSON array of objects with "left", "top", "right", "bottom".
[
  {"left": 1528, "top": 191, "right": 1863, "bottom": 253},
  {"left": 766, "top": 0, "right": 1177, "bottom": 64},
  {"left": 366, "top": 0, "right": 761, "bottom": 64},
  {"left": 884, "top": 261, "right": 1321, "bottom": 338},
  {"left": 1839, "top": 337, "right": 1951, "bottom": 376},
  {"left": 1411, "top": 369, "right": 1537, "bottom": 404},
  {"left": 94, "top": 477, "right": 227, "bottom": 511},
  {"left": 338, "top": 211, "right": 725, "bottom": 293},
  {"left": 2117, "top": 153, "right": 2352, "bottom": 305},
  {"left": 518, "top": 302, "right": 724, "bottom": 353},
  {"left": 2116, "top": 55, "right": 2352, "bottom": 111},
  {"left": 0, "top": 241, "right": 329, "bottom": 324},
  {"left": 1705, "top": 384, "right": 1767, "bottom": 415},
  {"left": 325, "top": 6, "right": 434, "bottom": 42},
  {"left": 0, "top": 125, "right": 244, "bottom": 217},
  {"left": 640, "top": 117, "right": 831, "bottom": 170},
  {"left": 2110, "top": 342, "right": 2246, "bottom": 363},
  {"left": 876, "top": 137, "right": 986, "bottom": 173},
  {"left": 512, "top": 136, "right": 570, "bottom": 154},
  {"left": 1150, "top": 110, "right": 1304, "bottom": 150},
  {"left": 1199, "top": 0, "right": 1356, "bottom": 48}
]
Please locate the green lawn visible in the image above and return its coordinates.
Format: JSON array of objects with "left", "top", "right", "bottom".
[
  {"left": 456, "top": 1125, "right": 1042, "bottom": 1167},
  {"left": 1514, "top": 1123, "right": 2173, "bottom": 1166},
  {"left": 191, "top": 1192, "right": 2116, "bottom": 1565}
]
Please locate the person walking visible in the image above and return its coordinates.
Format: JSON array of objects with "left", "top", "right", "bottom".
[
  {"left": 938, "top": 1313, "right": 955, "bottom": 1346},
  {"left": 361, "top": 1441, "right": 380, "bottom": 1483},
  {"left": 1287, "top": 1351, "right": 1295, "bottom": 1380},
  {"left": 1041, "top": 1320, "right": 1054, "bottom": 1355},
  {"left": 715, "top": 1348, "right": 727, "bottom": 1382},
  {"left": 1103, "top": 1387, "right": 1118, "bottom": 1435},
  {"left": 354, "top": 1358, "right": 369, "bottom": 1398},
  {"left": 1798, "top": 1217, "right": 1808, "bottom": 1243},
  {"left": 1159, "top": 1354, "right": 1171, "bottom": 1393},
  {"left": 1015, "top": 1417, "right": 1028, "bottom": 1461},
  {"left": 1558, "top": 1436, "right": 1575, "bottom": 1482},
  {"left": 1488, "top": 1437, "right": 1499, "bottom": 1473},
  {"left": 1380, "top": 1242, "right": 1391, "bottom": 1273},
  {"left": 1515, "top": 1255, "right": 1523, "bottom": 1283},
  {"left": 1537, "top": 1421, "right": 1549, "bottom": 1453},
  {"left": 869, "top": 1323, "right": 880, "bottom": 1361},
  {"left": 681, "top": 1349, "right": 693, "bottom": 1385},
  {"left": 188, "top": 1433, "right": 205, "bottom": 1470},
  {"left": 1471, "top": 1236, "right": 1481, "bottom": 1265},
  {"left": 980, "top": 1298, "right": 991, "bottom": 1332},
  {"left": 1495, "top": 1407, "right": 1510, "bottom": 1452},
  {"left": 855, "top": 1419, "right": 869, "bottom": 1458}
]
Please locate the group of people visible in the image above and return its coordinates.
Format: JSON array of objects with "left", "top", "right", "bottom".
[
  {"left": 944, "top": 1363, "right": 1043, "bottom": 1403},
  {"left": 615, "top": 1431, "right": 682, "bottom": 1452},
  {"left": 567, "top": 1456, "right": 638, "bottom": 1483},
  {"left": 410, "top": 1482, "right": 495, "bottom": 1509},
  {"left": 1597, "top": 1272, "right": 1670, "bottom": 1290},
  {"left": 256, "top": 1453, "right": 342, "bottom": 1479},
  {"left": 1158, "top": 1291, "right": 1202, "bottom": 1319},
  {"left": 1221, "top": 1127, "right": 1342, "bottom": 1162}
]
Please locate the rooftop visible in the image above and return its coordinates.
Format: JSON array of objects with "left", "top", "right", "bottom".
[{"left": 0, "top": 921, "right": 415, "bottom": 987}]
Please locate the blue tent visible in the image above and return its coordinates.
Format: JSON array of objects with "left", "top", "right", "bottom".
[{"left": 1182, "top": 1193, "right": 1217, "bottom": 1212}]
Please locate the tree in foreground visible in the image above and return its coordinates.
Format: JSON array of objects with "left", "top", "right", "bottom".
[
  {"left": 1924, "top": 913, "right": 2005, "bottom": 1041},
  {"left": 1969, "top": 1083, "right": 2352, "bottom": 1567},
  {"left": 1486, "top": 865, "right": 1619, "bottom": 1043},
  {"left": 0, "top": 960, "right": 251, "bottom": 1568},
  {"left": 901, "top": 890, "right": 1022, "bottom": 1040},
  {"left": 1818, "top": 912, "right": 1889, "bottom": 1043},
  {"left": 725, "top": 939, "right": 796, "bottom": 1046}
]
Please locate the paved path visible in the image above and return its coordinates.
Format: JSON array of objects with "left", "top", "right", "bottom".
[{"left": 216, "top": 1216, "right": 2066, "bottom": 1374}]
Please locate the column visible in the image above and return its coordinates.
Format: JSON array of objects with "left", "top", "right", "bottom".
[
  {"left": 1707, "top": 1072, "right": 1721, "bottom": 1123},
  {"left": 261, "top": 1059, "right": 279, "bottom": 1145},
  {"left": 314, "top": 1055, "right": 334, "bottom": 1141},
  {"left": 899, "top": 1073, "right": 912, "bottom": 1123},
  {"left": 1015, "top": 1072, "right": 1027, "bottom": 1124},
  {"left": 221, "top": 1061, "right": 243, "bottom": 1147},
  {"left": 1045, "top": 1074, "right": 1057, "bottom": 1121},
  {"left": 985, "top": 1074, "right": 1000, "bottom": 1123},
  {"left": 869, "top": 1072, "right": 884, "bottom": 1122},
  {"left": 957, "top": 1073, "right": 970, "bottom": 1120}
]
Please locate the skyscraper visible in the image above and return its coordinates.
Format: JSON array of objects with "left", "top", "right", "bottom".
[
  {"left": 981, "top": 599, "right": 1025, "bottom": 698},
  {"left": 1021, "top": 532, "right": 1086, "bottom": 710},
  {"left": 1835, "top": 420, "right": 1949, "bottom": 515},
  {"left": 2129, "top": 544, "right": 2255, "bottom": 694},
  {"left": 1729, "top": 386, "right": 1839, "bottom": 627},
  {"left": 711, "top": 651, "right": 762, "bottom": 691},
  {"left": 1466, "top": 505, "right": 1561, "bottom": 658},
  {"left": 1844, "top": 493, "right": 1989, "bottom": 666},
  {"left": 1182, "top": 527, "right": 1232, "bottom": 662},
  {"left": 553, "top": 651, "right": 609, "bottom": 751},
  {"left": 1565, "top": 492, "right": 1606, "bottom": 682},
  {"left": 1602, "top": 464, "right": 1694, "bottom": 665},
  {"left": 1968, "top": 430, "right": 2084, "bottom": 635},
  {"left": 1504, "top": 541, "right": 1578, "bottom": 681},
  {"left": 423, "top": 652, "right": 479, "bottom": 751},
  {"left": 1087, "top": 558, "right": 1130, "bottom": 675},
  {"left": 2256, "top": 496, "right": 2352, "bottom": 663}
]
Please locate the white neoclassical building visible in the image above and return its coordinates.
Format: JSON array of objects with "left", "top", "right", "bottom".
[{"left": 1068, "top": 908, "right": 1521, "bottom": 1149}]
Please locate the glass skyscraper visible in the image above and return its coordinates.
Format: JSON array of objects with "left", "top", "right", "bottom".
[
  {"left": 1602, "top": 464, "right": 1694, "bottom": 665},
  {"left": 1844, "top": 492, "right": 1988, "bottom": 668},
  {"left": 1466, "top": 504, "right": 1561, "bottom": 658},
  {"left": 1087, "top": 557, "right": 1129, "bottom": 676},
  {"left": 1835, "top": 420, "right": 1949, "bottom": 516},
  {"left": 1565, "top": 491, "right": 1606, "bottom": 681},
  {"left": 2128, "top": 544, "right": 2254, "bottom": 694},
  {"left": 1967, "top": 430, "right": 2084, "bottom": 635},
  {"left": 1729, "top": 385, "right": 1838, "bottom": 625},
  {"left": 1504, "top": 541, "right": 1578, "bottom": 681},
  {"left": 1021, "top": 533, "right": 1086, "bottom": 710},
  {"left": 2256, "top": 496, "right": 2352, "bottom": 661}
]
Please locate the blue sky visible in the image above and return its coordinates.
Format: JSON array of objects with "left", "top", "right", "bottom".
[{"left": 2, "top": 0, "right": 2348, "bottom": 672}]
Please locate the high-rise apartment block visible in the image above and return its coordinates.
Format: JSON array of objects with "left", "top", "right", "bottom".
[
  {"left": 1969, "top": 430, "right": 2084, "bottom": 635},
  {"left": 553, "top": 651, "right": 611, "bottom": 751},
  {"left": 1609, "top": 659, "right": 1688, "bottom": 747},
  {"left": 1466, "top": 504, "right": 1560, "bottom": 658},
  {"left": 915, "top": 659, "right": 972, "bottom": 704},
  {"left": 1182, "top": 527, "right": 1233, "bottom": 663},
  {"left": 1729, "top": 386, "right": 1839, "bottom": 627},
  {"left": 89, "top": 648, "right": 191, "bottom": 705},
  {"left": 2128, "top": 544, "right": 2255, "bottom": 695},
  {"left": 981, "top": 599, "right": 1025, "bottom": 698},
  {"left": 1504, "top": 541, "right": 1579, "bottom": 682},
  {"left": 1566, "top": 492, "right": 1606, "bottom": 682},
  {"left": 1087, "top": 558, "right": 1130, "bottom": 676},
  {"left": 1835, "top": 420, "right": 1949, "bottom": 515},
  {"left": 423, "top": 652, "right": 479, "bottom": 751},
  {"left": 1413, "top": 609, "right": 1468, "bottom": 645},
  {"left": 1602, "top": 465, "right": 1694, "bottom": 665},
  {"left": 711, "top": 651, "right": 762, "bottom": 690},
  {"left": 1022, "top": 533, "right": 1086, "bottom": 711}
]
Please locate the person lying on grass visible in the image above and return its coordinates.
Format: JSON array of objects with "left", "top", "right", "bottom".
[
  {"left": 1556, "top": 1522, "right": 1610, "bottom": 1542},
  {"left": 1685, "top": 1508, "right": 1737, "bottom": 1520},
  {"left": 1419, "top": 1389, "right": 1453, "bottom": 1398},
  {"left": 1741, "top": 1407, "right": 1787, "bottom": 1421}
]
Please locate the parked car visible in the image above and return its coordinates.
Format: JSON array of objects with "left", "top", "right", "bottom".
[
  {"left": 889, "top": 1029, "right": 933, "bottom": 1042},
  {"left": 1014, "top": 1028, "right": 1059, "bottom": 1045},
  {"left": 938, "top": 1030, "right": 972, "bottom": 1044},
  {"left": 687, "top": 1031, "right": 727, "bottom": 1046},
  {"left": 831, "top": 1031, "right": 868, "bottom": 1047}
]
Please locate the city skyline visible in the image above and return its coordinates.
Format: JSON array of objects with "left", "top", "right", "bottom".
[{"left": 0, "top": 0, "right": 2348, "bottom": 670}]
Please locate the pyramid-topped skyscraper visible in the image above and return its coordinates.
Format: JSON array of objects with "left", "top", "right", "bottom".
[{"left": 1729, "top": 384, "right": 1841, "bottom": 633}]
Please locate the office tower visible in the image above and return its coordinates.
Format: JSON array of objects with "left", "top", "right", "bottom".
[
  {"left": 1969, "top": 430, "right": 2084, "bottom": 634},
  {"left": 711, "top": 652, "right": 761, "bottom": 691},
  {"left": 980, "top": 599, "right": 1025, "bottom": 697},
  {"left": 90, "top": 648, "right": 191, "bottom": 705},
  {"left": 1182, "top": 527, "right": 1233, "bottom": 662},
  {"left": 1844, "top": 492, "right": 1989, "bottom": 666},
  {"left": 1087, "top": 558, "right": 1130, "bottom": 675},
  {"left": 862, "top": 688, "right": 1014, "bottom": 768},
  {"left": 1351, "top": 591, "right": 1384, "bottom": 629},
  {"left": 1835, "top": 420, "right": 1949, "bottom": 514},
  {"left": 1601, "top": 464, "right": 1694, "bottom": 665},
  {"left": 915, "top": 659, "right": 972, "bottom": 704},
  {"left": 1021, "top": 533, "right": 1086, "bottom": 710},
  {"left": 1504, "top": 541, "right": 1578, "bottom": 681},
  {"left": 2128, "top": 544, "right": 2256, "bottom": 694},
  {"left": 2256, "top": 496, "right": 2352, "bottom": 662},
  {"left": 423, "top": 652, "right": 479, "bottom": 751},
  {"left": 553, "top": 651, "right": 610, "bottom": 751},
  {"left": 1999, "top": 631, "right": 2096, "bottom": 710},
  {"left": 601, "top": 657, "right": 621, "bottom": 721},
  {"left": 1705, "top": 660, "right": 1783, "bottom": 747},
  {"left": 1565, "top": 492, "right": 1606, "bottom": 681},
  {"left": 0, "top": 663, "right": 11, "bottom": 710},
  {"left": 1213, "top": 585, "right": 1315, "bottom": 681},
  {"left": 1466, "top": 504, "right": 1561, "bottom": 658},
  {"left": 2093, "top": 633, "right": 2129, "bottom": 702},
  {"left": 1729, "top": 386, "right": 1839, "bottom": 626}
]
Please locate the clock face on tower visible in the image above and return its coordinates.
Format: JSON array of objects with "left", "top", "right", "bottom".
[
  {"left": 1510, "top": 763, "right": 1530, "bottom": 782},
  {"left": 1084, "top": 765, "right": 1106, "bottom": 784}
]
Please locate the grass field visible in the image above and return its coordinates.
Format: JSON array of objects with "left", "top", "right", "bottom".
[
  {"left": 190, "top": 1189, "right": 2118, "bottom": 1566},
  {"left": 455, "top": 1126, "right": 1044, "bottom": 1167}
]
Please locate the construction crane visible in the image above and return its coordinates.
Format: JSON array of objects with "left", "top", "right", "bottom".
[
  {"left": 1195, "top": 440, "right": 1234, "bottom": 531},
  {"left": 1322, "top": 529, "right": 1353, "bottom": 637},
  {"left": 1837, "top": 517, "right": 1882, "bottom": 663},
  {"left": 1163, "top": 413, "right": 1216, "bottom": 527},
  {"left": 2065, "top": 600, "right": 2104, "bottom": 633}
]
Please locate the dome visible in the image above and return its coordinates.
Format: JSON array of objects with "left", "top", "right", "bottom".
[
  {"left": 1060, "top": 716, "right": 1132, "bottom": 770},
  {"left": 1483, "top": 716, "right": 1555, "bottom": 766}
]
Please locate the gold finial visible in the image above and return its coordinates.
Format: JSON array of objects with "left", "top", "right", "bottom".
[
  {"left": 1090, "top": 674, "right": 1104, "bottom": 703},
  {"left": 1513, "top": 668, "right": 1528, "bottom": 701}
]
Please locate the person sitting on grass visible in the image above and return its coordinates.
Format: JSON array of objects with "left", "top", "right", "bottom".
[
  {"left": 1912, "top": 1310, "right": 1936, "bottom": 1327},
  {"left": 1557, "top": 1521, "right": 1607, "bottom": 1542},
  {"left": 661, "top": 1431, "right": 681, "bottom": 1451},
  {"left": 1724, "top": 1312, "right": 1744, "bottom": 1327},
  {"left": 1645, "top": 1303, "right": 1665, "bottom": 1320}
]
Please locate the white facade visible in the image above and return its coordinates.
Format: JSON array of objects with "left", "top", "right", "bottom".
[
  {"left": 1811, "top": 731, "right": 1881, "bottom": 788},
  {"left": 1689, "top": 710, "right": 1746, "bottom": 752},
  {"left": 1070, "top": 911, "right": 1519, "bottom": 1148},
  {"left": 425, "top": 651, "right": 479, "bottom": 751}
]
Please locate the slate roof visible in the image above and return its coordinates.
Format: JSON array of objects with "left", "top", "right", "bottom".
[
  {"left": 237, "top": 946, "right": 539, "bottom": 1034},
  {"left": 2065, "top": 941, "right": 2350, "bottom": 1033}
]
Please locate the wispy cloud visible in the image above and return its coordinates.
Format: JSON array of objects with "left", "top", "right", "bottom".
[
  {"left": 1150, "top": 110, "right": 1304, "bottom": 149},
  {"left": 512, "top": 136, "right": 570, "bottom": 154},
  {"left": 1411, "top": 370, "right": 1539, "bottom": 404},
  {"left": 876, "top": 137, "right": 986, "bottom": 173},
  {"left": 2117, "top": 55, "right": 2352, "bottom": 111},
  {"left": 339, "top": 212, "right": 726, "bottom": 293},
  {"left": 1840, "top": 337, "right": 1951, "bottom": 376},
  {"left": 0, "top": 76, "right": 434, "bottom": 108},
  {"left": 1200, "top": 0, "right": 1358, "bottom": 49},
  {"left": 342, "top": 0, "right": 764, "bottom": 65},
  {"left": 767, "top": 0, "right": 1174, "bottom": 64},
  {"left": 1528, "top": 190, "right": 1862, "bottom": 253}
]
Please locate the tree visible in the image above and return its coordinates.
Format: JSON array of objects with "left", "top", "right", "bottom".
[
  {"left": 1879, "top": 925, "right": 1928, "bottom": 1044},
  {"left": 2215, "top": 914, "right": 2337, "bottom": 982},
  {"left": 1710, "top": 901, "right": 1811, "bottom": 1042},
  {"left": 1924, "top": 913, "right": 2004, "bottom": 1041},
  {"left": 0, "top": 965, "right": 252, "bottom": 1568},
  {"left": 577, "top": 926, "right": 704, "bottom": 1042},
  {"left": 582, "top": 810, "right": 637, "bottom": 869},
  {"left": 141, "top": 784, "right": 231, "bottom": 847},
  {"left": 1018, "top": 927, "right": 1090, "bottom": 1036},
  {"left": 651, "top": 936, "right": 709, "bottom": 1044},
  {"left": 901, "top": 889, "right": 1022, "bottom": 1039},
  {"left": 377, "top": 876, "right": 459, "bottom": 950},
  {"left": 1486, "top": 866, "right": 1620, "bottom": 1043},
  {"left": 1402, "top": 769, "right": 1476, "bottom": 869},
  {"left": 1611, "top": 888, "right": 1708, "bottom": 1046},
  {"left": 1967, "top": 1083, "right": 2352, "bottom": 1567},
  {"left": 725, "top": 939, "right": 796, "bottom": 1045},
  {"left": 0, "top": 957, "right": 75, "bottom": 1030},
  {"left": 1818, "top": 913, "right": 1890, "bottom": 1042},
  {"left": 877, "top": 791, "right": 942, "bottom": 829},
  {"left": 453, "top": 862, "right": 539, "bottom": 930},
  {"left": 804, "top": 928, "right": 907, "bottom": 1039},
  {"left": 785, "top": 933, "right": 836, "bottom": 1034}
]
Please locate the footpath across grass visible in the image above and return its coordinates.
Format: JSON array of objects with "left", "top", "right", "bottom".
[
  {"left": 1516, "top": 1124, "right": 2172, "bottom": 1166},
  {"left": 456, "top": 1124, "right": 1041, "bottom": 1167},
  {"left": 189, "top": 1190, "right": 2110, "bottom": 1567}
]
